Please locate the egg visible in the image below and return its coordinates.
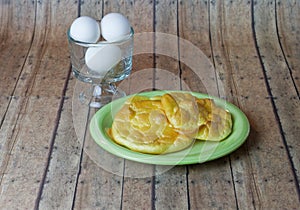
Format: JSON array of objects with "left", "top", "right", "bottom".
[
  {"left": 70, "top": 16, "right": 100, "bottom": 43},
  {"left": 85, "top": 45, "right": 122, "bottom": 76},
  {"left": 101, "top": 13, "right": 131, "bottom": 42}
]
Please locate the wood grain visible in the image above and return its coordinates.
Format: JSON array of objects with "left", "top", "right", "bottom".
[
  {"left": 208, "top": 0, "right": 299, "bottom": 208},
  {"left": 276, "top": 0, "right": 300, "bottom": 90},
  {"left": 0, "top": 0, "right": 299, "bottom": 209},
  {"left": 178, "top": 0, "right": 218, "bottom": 95},
  {"left": 208, "top": 1, "right": 269, "bottom": 207},
  {"left": 253, "top": 0, "right": 300, "bottom": 206},
  {"left": 72, "top": 1, "right": 124, "bottom": 209},
  {"left": 120, "top": 1, "right": 156, "bottom": 210},
  {"left": 0, "top": 0, "right": 35, "bottom": 124},
  {"left": 153, "top": 1, "right": 189, "bottom": 210},
  {"left": 72, "top": 1, "right": 156, "bottom": 209},
  {"left": 0, "top": 0, "right": 77, "bottom": 209},
  {"left": 38, "top": 77, "right": 81, "bottom": 210},
  {"left": 178, "top": 0, "right": 236, "bottom": 208},
  {"left": 154, "top": 0, "right": 181, "bottom": 91},
  {"left": 276, "top": 0, "right": 300, "bottom": 184}
]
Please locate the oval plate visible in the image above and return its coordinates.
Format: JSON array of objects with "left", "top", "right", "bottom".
[{"left": 89, "top": 91, "right": 250, "bottom": 165}]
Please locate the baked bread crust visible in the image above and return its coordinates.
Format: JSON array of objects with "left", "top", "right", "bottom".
[
  {"left": 110, "top": 92, "right": 232, "bottom": 154},
  {"left": 195, "top": 98, "right": 232, "bottom": 141}
]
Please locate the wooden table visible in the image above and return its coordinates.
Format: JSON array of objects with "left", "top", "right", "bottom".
[{"left": 1, "top": 0, "right": 299, "bottom": 209}]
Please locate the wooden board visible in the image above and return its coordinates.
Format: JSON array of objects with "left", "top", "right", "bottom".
[
  {"left": 73, "top": 1, "right": 156, "bottom": 209},
  {"left": 72, "top": 1, "right": 123, "bottom": 209},
  {"left": 179, "top": 0, "right": 236, "bottom": 208},
  {"left": 0, "top": 0, "right": 77, "bottom": 209},
  {"left": 254, "top": 0, "right": 300, "bottom": 196},
  {"left": 153, "top": 1, "right": 189, "bottom": 209},
  {"left": 0, "top": 1, "right": 35, "bottom": 124},
  {"left": 276, "top": 0, "right": 300, "bottom": 90},
  {"left": 208, "top": 0, "right": 299, "bottom": 208},
  {"left": 275, "top": 0, "right": 300, "bottom": 184},
  {"left": 0, "top": 0, "right": 299, "bottom": 209},
  {"left": 119, "top": 1, "right": 157, "bottom": 209}
]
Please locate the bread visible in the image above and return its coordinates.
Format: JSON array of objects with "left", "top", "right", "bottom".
[
  {"left": 161, "top": 93, "right": 200, "bottom": 136},
  {"left": 195, "top": 98, "right": 232, "bottom": 141},
  {"left": 110, "top": 92, "right": 232, "bottom": 154},
  {"left": 111, "top": 94, "right": 196, "bottom": 154}
]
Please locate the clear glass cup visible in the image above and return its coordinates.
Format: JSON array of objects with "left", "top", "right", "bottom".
[{"left": 67, "top": 27, "right": 134, "bottom": 108}]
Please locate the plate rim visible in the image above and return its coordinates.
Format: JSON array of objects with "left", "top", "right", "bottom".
[{"left": 89, "top": 90, "right": 250, "bottom": 165}]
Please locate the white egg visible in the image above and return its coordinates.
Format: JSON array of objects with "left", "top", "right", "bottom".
[
  {"left": 101, "top": 13, "right": 131, "bottom": 42},
  {"left": 85, "top": 45, "right": 122, "bottom": 76},
  {"left": 70, "top": 16, "right": 100, "bottom": 43}
]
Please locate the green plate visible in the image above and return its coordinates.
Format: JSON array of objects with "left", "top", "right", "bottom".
[{"left": 89, "top": 90, "right": 250, "bottom": 165}]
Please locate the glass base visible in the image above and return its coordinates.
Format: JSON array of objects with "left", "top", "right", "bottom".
[{"left": 77, "top": 83, "right": 126, "bottom": 108}]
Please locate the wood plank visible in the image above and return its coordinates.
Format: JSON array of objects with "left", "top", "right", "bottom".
[
  {"left": 0, "top": 0, "right": 77, "bottom": 209},
  {"left": 154, "top": 165, "right": 188, "bottom": 210},
  {"left": 154, "top": 0, "right": 181, "bottom": 91},
  {"left": 71, "top": 77, "right": 126, "bottom": 209},
  {"left": 209, "top": 2, "right": 266, "bottom": 208},
  {"left": 38, "top": 77, "right": 82, "bottom": 210},
  {"left": 80, "top": 0, "right": 103, "bottom": 19},
  {"left": 0, "top": 0, "right": 35, "bottom": 123},
  {"left": 124, "top": 0, "right": 156, "bottom": 94},
  {"left": 0, "top": 0, "right": 35, "bottom": 44},
  {"left": 254, "top": 0, "right": 300, "bottom": 198},
  {"left": 72, "top": 84, "right": 125, "bottom": 210},
  {"left": 0, "top": 1, "right": 37, "bottom": 207},
  {"left": 276, "top": 0, "right": 300, "bottom": 90},
  {"left": 208, "top": 0, "right": 299, "bottom": 208},
  {"left": 178, "top": 0, "right": 218, "bottom": 95},
  {"left": 276, "top": 0, "right": 300, "bottom": 186},
  {"left": 118, "top": 1, "right": 156, "bottom": 209},
  {"left": 74, "top": 133, "right": 124, "bottom": 209},
  {"left": 74, "top": 119, "right": 124, "bottom": 210},
  {"left": 178, "top": 1, "right": 237, "bottom": 209},
  {"left": 209, "top": 1, "right": 267, "bottom": 208},
  {"left": 73, "top": 1, "right": 124, "bottom": 209},
  {"left": 153, "top": 1, "right": 189, "bottom": 210},
  {"left": 13, "top": 0, "right": 76, "bottom": 97},
  {"left": 73, "top": 1, "right": 157, "bottom": 209},
  {"left": 0, "top": 96, "right": 63, "bottom": 209},
  {"left": 0, "top": 1, "right": 299, "bottom": 209}
]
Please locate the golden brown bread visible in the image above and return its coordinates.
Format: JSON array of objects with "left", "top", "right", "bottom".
[
  {"left": 195, "top": 98, "right": 232, "bottom": 141},
  {"left": 110, "top": 92, "right": 232, "bottom": 154},
  {"left": 161, "top": 93, "right": 199, "bottom": 137}
]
